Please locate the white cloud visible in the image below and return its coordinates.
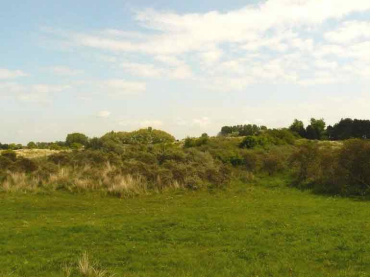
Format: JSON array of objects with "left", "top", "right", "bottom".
[
  {"left": 0, "top": 68, "right": 28, "bottom": 79},
  {"left": 44, "top": 0, "right": 370, "bottom": 90},
  {"left": 193, "top": 117, "right": 210, "bottom": 127},
  {"left": 120, "top": 61, "right": 193, "bottom": 80},
  {"left": 139, "top": 120, "right": 164, "bottom": 127},
  {"left": 101, "top": 79, "right": 146, "bottom": 95},
  {"left": 97, "top": 111, "right": 111, "bottom": 118},
  {"left": 0, "top": 82, "right": 71, "bottom": 102},
  {"left": 324, "top": 21, "right": 370, "bottom": 44},
  {"left": 314, "top": 59, "right": 338, "bottom": 70},
  {"left": 120, "top": 62, "right": 165, "bottom": 78},
  {"left": 60, "top": 0, "right": 370, "bottom": 56},
  {"left": 199, "top": 49, "right": 223, "bottom": 65},
  {"left": 154, "top": 55, "right": 184, "bottom": 66},
  {"left": 174, "top": 118, "right": 189, "bottom": 126},
  {"left": 50, "top": 66, "right": 84, "bottom": 76}
]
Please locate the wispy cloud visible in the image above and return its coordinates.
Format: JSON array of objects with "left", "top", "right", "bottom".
[
  {"left": 100, "top": 79, "right": 146, "bottom": 95},
  {"left": 97, "top": 111, "right": 111, "bottom": 118},
  {"left": 0, "top": 68, "right": 28, "bottom": 79},
  {"left": 42, "top": 0, "right": 370, "bottom": 90},
  {"left": 50, "top": 66, "right": 84, "bottom": 76},
  {"left": 0, "top": 82, "right": 71, "bottom": 103}
]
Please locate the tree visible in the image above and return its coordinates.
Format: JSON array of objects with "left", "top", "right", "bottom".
[
  {"left": 239, "top": 136, "right": 258, "bottom": 149},
  {"left": 289, "top": 119, "right": 306, "bottom": 138},
  {"left": 306, "top": 118, "right": 326, "bottom": 140},
  {"left": 305, "top": 125, "right": 318, "bottom": 140},
  {"left": 66, "top": 133, "right": 89, "bottom": 147},
  {"left": 27, "top": 142, "right": 37, "bottom": 149},
  {"left": 87, "top": 137, "right": 103, "bottom": 150}
]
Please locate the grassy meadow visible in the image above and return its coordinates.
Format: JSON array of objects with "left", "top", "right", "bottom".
[
  {"left": 1, "top": 128, "right": 370, "bottom": 277},
  {"left": 1, "top": 176, "right": 370, "bottom": 277}
]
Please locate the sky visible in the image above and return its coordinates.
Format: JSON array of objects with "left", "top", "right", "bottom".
[{"left": 0, "top": 0, "right": 369, "bottom": 144}]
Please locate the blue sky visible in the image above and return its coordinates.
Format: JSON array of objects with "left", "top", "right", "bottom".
[{"left": 1, "top": 0, "right": 369, "bottom": 144}]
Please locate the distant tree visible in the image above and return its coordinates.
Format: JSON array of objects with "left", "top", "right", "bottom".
[
  {"left": 240, "top": 136, "right": 258, "bottom": 149},
  {"left": 289, "top": 119, "right": 306, "bottom": 138},
  {"left": 220, "top": 126, "right": 233, "bottom": 136},
  {"left": 328, "top": 118, "right": 370, "bottom": 140},
  {"left": 184, "top": 137, "right": 196, "bottom": 148},
  {"left": 306, "top": 118, "right": 326, "bottom": 140},
  {"left": 27, "top": 142, "right": 37, "bottom": 149},
  {"left": 219, "top": 124, "right": 261, "bottom": 137},
  {"left": 70, "top": 142, "right": 84, "bottom": 150},
  {"left": 49, "top": 143, "right": 62, "bottom": 150},
  {"left": 66, "top": 133, "right": 89, "bottom": 147},
  {"left": 8, "top": 143, "right": 23, "bottom": 150},
  {"left": 87, "top": 137, "right": 103, "bottom": 150}
]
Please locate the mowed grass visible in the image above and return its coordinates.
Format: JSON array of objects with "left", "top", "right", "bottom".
[{"left": 1, "top": 179, "right": 370, "bottom": 277}]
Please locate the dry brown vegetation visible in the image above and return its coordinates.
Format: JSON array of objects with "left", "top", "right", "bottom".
[
  {"left": 0, "top": 149, "right": 66, "bottom": 159},
  {"left": 63, "top": 252, "right": 116, "bottom": 277}
]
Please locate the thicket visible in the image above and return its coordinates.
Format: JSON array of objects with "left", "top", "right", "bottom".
[
  {"left": 290, "top": 139, "right": 370, "bottom": 196},
  {"left": 1, "top": 124, "right": 370, "bottom": 198},
  {"left": 219, "top": 118, "right": 370, "bottom": 141},
  {"left": 0, "top": 143, "right": 232, "bottom": 196}
]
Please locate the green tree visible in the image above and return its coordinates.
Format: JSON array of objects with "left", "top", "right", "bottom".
[
  {"left": 66, "top": 133, "right": 89, "bottom": 147},
  {"left": 306, "top": 118, "right": 326, "bottom": 140},
  {"left": 289, "top": 119, "right": 306, "bottom": 138},
  {"left": 27, "top": 141, "right": 37, "bottom": 149},
  {"left": 239, "top": 136, "right": 258, "bottom": 149}
]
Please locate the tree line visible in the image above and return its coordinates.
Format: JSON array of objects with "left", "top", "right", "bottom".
[
  {"left": 220, "top": 118, "right": 370, "bottom": 140},
  {"left": 1, "top": 117, "right": 369, "bottom": 151}
]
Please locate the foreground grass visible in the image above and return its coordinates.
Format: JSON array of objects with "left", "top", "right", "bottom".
[{"left": 1, "top": 179, "right": 370, "bottom": 277}]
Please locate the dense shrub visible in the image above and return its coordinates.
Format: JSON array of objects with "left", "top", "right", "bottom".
[
  {"left": 290, "top": 140, "right": 370, "bottom": 196},
  {"left": 338, "top": 139, "right": 370, "bottom": 195},
  {"left": 0, "top": 156, "right": 12, "bottom": 171},
  {"left": 240, "top": 136, "right": 259, "bottom": 149},
  {"left": 261, "top": 152, "right": 286, "bottom": 176},
  {"left": 1, "top": 150, "right": 17, "bottom": 162},
  {"left": 13, "top": 158, "right": 39, "bottom": 173}
]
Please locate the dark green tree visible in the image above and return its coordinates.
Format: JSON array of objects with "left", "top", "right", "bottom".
[
  {"left": 27, "top": 142, "right": 37, "bottom": 149},
  {"left": 289, "top": 119, "right": 306, "bottom": 138},
  {"left": 66, "top": 133, "right": 89, "bottom": 147}
]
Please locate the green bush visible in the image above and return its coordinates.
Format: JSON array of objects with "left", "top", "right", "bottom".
[
  {"left": 13, "top": 158, "right": 39, "bottom": 173},
  {"left": 290, "top": 139, "right": 370, "bottom": 196},
  {"left": 1, "top": 150, "right": 17, "bottom": 162},
  {"left": 240, "top": 136, "right": 259, "bottom": 149},
  {"left": 0, "top": 156, "right": 13, "bottom": 171}
]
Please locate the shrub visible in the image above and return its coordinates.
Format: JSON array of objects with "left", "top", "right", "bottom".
[
  {"left": 13, "top": 158, "right": 39, "bottom": 173},
  {"left": 290, "top": 139, "right": 370, "bottom": 196},
  {"left": 338, "top": 139, "right": 370, "bottom": 195},
  {"left": 241, "top": 150, "right": 259, "bottom": 172},
  {"left": 261, "top": 152, "right": 285, "bottom": 176},
  {"left": 240, "top": 136, "right": 258, "bottom": 149},
  {"left": 0, "top": 156, "right": 13, "bottom": 171},
  {"left": 1, "top": 150, "right": 17, "bottom": 161}
]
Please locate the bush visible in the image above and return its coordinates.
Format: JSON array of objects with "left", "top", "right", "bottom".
[
  {"left": 13, "top": 158, "right": 39, "bottom": 173},
  {"left": 0, "top": 156, "right": 13, "bottom": 171},
  {"left": 1, "top": 150, "right": 17, "bottom": 162},
  {"left": 241, "top": 150, "right": 259, "bottom": 172},
  {"left": 261, "top": 152, "right": 285, "bottom": 176},
  {"left": 290, "top": 140, "right": 370, "bottom": 196},
  {"left": 338, "top": 139, "right": 370, "bottom": 195},
  {"left": 240, "top": 136, "right": 258, "bottom": 149}
]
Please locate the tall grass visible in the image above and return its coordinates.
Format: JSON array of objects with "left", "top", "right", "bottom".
[
  {"left": 62, "top": 252, "right": 116, "bottom": 277},
  {"left": 0, "top": 163, "right": 188, "bottom": 197}
]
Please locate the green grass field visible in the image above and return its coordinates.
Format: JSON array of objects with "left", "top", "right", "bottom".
[{"left": 1, "top": 178, "right": 370, "bottom": 277}]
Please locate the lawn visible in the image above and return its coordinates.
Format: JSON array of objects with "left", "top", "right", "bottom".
[{"left": 1, "top": 180, "right": 370, "bottom": 277}]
